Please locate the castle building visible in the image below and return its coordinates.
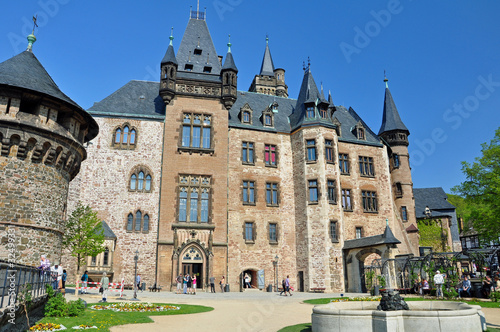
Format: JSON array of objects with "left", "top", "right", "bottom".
[
  {"left": 0, "top": 32, "right": 98, "bottom": 266},
  {"left": 66, "top": 9, "right": 421, "bottom": 292}
]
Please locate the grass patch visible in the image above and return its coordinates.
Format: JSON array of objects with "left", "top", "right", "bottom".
[
  {"left": 277, "top": 323, "right": 311, "bottom": 332},
  {"left": 303, "top": 296, "right": 500, "bottom": 309},
  {"left": 35, "top": 302, "right": 213, "bottom": 331}
]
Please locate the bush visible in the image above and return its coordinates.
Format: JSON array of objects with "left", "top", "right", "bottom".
[
  {"left": 67, "top": 299, "right": 85, "bottom": 317},
  {"left": 45, "top": 293, "right": 68, "bottom": 317},
  {"left": 491, "top": 292, "right": 500, "bottom": 302},
  {"left": 45, "top": 284, "right": 55, "bottom": 298},
  {"left": 444, "top": 288, "right": 458, "bottom": 299}
]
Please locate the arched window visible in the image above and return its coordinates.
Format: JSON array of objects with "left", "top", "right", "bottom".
[
  {"left": 143, "top": 214, "right": 149, "bottom": 231},
  {"left": 138, "top": 172, "right": 144, "bottom": 190},
  {"left": 135, "top": 210, "right": 142, "bottom": 231},
  {"left": 103, "top": 247, "right": 109, "bottom": 266},
  {"left": 114, "top": 129, "right": 121, "bottom": 144},
  {"left": 130, "top": 174, "right": 137, "bottom": 190},
  {"left": 123, "top": 126, "right": 129, "bottom": 144},
  {"left": 130, "top": 129, "right": 136, "bottom": 145},
  {"left": 145, "top": 175, "right": 152, "bottom": 191},
  {"left": 127, "top": 213, "right": 133, "bottom": 231}
]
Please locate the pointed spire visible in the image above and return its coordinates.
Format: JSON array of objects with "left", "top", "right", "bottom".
[
  {"left": 222, "top": 34, "right": 237, "bottom": 72},
  {"left": 259, "top": 36, "right": 275, "bottom": 76},
  {"left": 328, "top": 90, "right": 334, "bottom": 108},
  {"left": 384, "top": 70, "right": 389, "bottom": 88},
  {"left": 378, "top": 76, "right": 409, "bottom": 135},
  {"left": 26, "top": 15, "right": 38, "bottom": 52},
  {"left": 161, "top": 27, "right": 177, "bottom": 65}
]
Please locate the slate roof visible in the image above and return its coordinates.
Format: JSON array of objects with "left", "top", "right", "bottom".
[
  {"left": 343, "top": 225, "right": 401, "bottom": 250},
  {"left": 378, "top": 87, "right": 409, "bottom": 135},
  {"left": 334, "top": 106, "right": 382, "bottom": 146},
  {"left": 161, "top": 44, "right": 178, "bottom": 65},
  {"left": 87, "top": 80, "right": 164, "bottom": 119},
  {"left": 222, "top": 50, "right": 237, "bottom": 72},
  {"left": 414, "top": 187, "right": 456, "bottom": 219},
  {"left": 0, "top": 51, "right": 81, "bottom": 109},
  {"left": 176, "top": 18, "right": 222, "bottom": 79},
  {"left": 259, "top": 41, "right": 275, "bottom": 76},
  {"left": 95, "top": 221, "right": 116, "bottom": 239}
]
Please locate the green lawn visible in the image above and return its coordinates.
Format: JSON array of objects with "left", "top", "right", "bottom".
[
  {"left": 277, "top": 323, "right": 311, "bottom": 332},
  {"left": 35, "top": 303, "right": 213, "bottom": 331},
  {"left": 303, "top": 296, "right": 500, "bottom": 308}
]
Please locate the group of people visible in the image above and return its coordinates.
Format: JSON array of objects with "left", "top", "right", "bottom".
[
  {"left": 208, "top": 275, "right": 226, "bottom": 293},
  {"left": 279, "top": 275, "right": 293, "bottom": 296},
  {"left": 38, "top": 255, "right": 67, "bottom": 292},
  {"left": 175, "top": 273, "right": 199, "bottom": 294}
]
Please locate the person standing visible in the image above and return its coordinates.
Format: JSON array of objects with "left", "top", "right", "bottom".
[
  {"left": 192, "top": 274, "right": 197, "bottom": 295},
  {"left": 176, "top": 274, "right": 183, "bottom": 294},
  {"left": 209, "top": 276, "right": 216, "bottom": 293},
  {"left": 39, "top": 255, "right": 51, "bottom": 282},
  {"left": 244, "top": 274, "right": 251, "bottom": 288},
  {"left": 100, "top": 272, "right": 109, "bottom": 302},
  {"left": 433, "top": 270, "right": 445, "bottom": 298},
  {"left": 187, "top": 274, "right": 192, "bottom": 294},
  {"left": 285, "top": 275, "right": 293, "bottom": 296},
  {"left": 50, "top": 261, "right": 62, "bottom": 290},
  {"left": 183, "top": 274, "right": 188, "bottom": 294},
  {"left": 482, "top": 276, "right": 493, "bottom": 298},
  {"left": 136, "top": 274, "right": 142, "bottom": 292},
  {"left": 220, "top": 276, "right": 225, "bottom": 293},
  {"left": 62, "top": 270, "right": 67, "bottom": 290},
  {"left": 81, "top": 271, "right": 89, "bottom": 294}
]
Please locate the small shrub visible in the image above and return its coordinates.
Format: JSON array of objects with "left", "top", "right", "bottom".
[
  {"left": 67, "top": 299, "right": 85, "bottom": 317},
  {"left": 444, "top": 288, "right": 458, "bottom": 299},
  {"left": 45, "top": 293, "right": 68, "bottom": 317},
  {"left": 490, "top": 292, "right": 500, "bottom": 302},
  {"left": 45, "top": 284, "right": 55, "bottom": 298}
]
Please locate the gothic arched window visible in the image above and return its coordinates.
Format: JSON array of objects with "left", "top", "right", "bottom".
[
  {"left": 129, "top": 167, "right": 153, "bottom": 193},
  {"left": 113, "top": 124, "right": 138, "bottom": 149}
]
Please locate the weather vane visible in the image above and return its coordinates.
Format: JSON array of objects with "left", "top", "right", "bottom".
[{"left": 32, "top": 15, "right": 38, "bottom": 34}]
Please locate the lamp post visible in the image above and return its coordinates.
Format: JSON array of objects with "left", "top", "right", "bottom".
[
  {"left": 131, "top": 250, "right": 140, "bottom": 301},
  {"left": 274, "top": 255, "right": 279, "bottom": 292}
]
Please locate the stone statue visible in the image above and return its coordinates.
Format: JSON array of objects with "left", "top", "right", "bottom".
[{"left": 377, "top": 290, "right": 409, "bottom": 311}]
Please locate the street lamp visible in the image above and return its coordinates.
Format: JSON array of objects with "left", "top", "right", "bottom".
[
  {"left": 273, "top": 255, "right": 279, "bottom": 292},
  {"left": 131, "top": 250, "right": 140, "bottom": 301}
]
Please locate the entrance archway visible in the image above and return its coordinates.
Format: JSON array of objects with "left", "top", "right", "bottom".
[
  {"left": 181, "top": 245, "right": 205, "bottom": 289},
  {"left": 240, "top": 268, "right": 259, "bottom": 291}
]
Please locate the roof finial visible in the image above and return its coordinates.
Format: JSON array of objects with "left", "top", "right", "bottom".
[
  {"left": 266, "top": 34, "right": 269, "bottom": 44},
  {"left": 386, "top": 218, "right": 389, "bottom": 226},
  {"left": 197, "top": 0, "right": 200, "bottom": 19},
  {"left": 384, "top": 70, "right": 389, "bottom": 88},
  {"left": 169, "top": 27, "right": 174, "bottom": 46},
  {"left": 227, "top": 34, "right": 232, "bottom": 53},
  {"left": 302, "top": 61, "right": 306, "bottom": 71},
  {"left": 26, "top": 15, "right": 38, "bottom": 52}
]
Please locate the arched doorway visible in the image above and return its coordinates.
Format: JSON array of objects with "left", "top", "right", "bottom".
[
  {"left": 240, "top": 268, "right": 259, "bottom": 291},
  {"left": 181, "top": 246, "right": 205, "bottom": 289}
]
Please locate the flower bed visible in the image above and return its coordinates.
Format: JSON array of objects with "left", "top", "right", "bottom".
[
  {"left": 90, "top": 302, "right": 180, "bottom": 312},
  {"left": 30, "top": 323, "right": 66, "bottom": 331},
  {"left": 72, "top": 325, "right": 97, "bottom": 330},
  {"left": 330, "top": 296, "right": 381, "bottom": 303}
]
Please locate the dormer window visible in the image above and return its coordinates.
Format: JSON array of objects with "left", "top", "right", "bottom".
[
  {"left": 358, "top": 128, "right": 365, "bottom": 140},
  {"left": 264, "top": 114, "right": 272, "bottom": 126},
  {"left": 353, "top": 121, "right": 366, "bottom": 140},
  {"left": 243, "top": 111, "right": 251, "bottom": 123},
  {"left": 184, "top": 64, "right": 194, "bottom": 71},
  {"left": 240, "top": 103, "right": 253, "bottom": 124},
  {"left": 194, "top": 49, "right": 202, "bottom": 55},
  {"left": 203, "top": 66, "right": 212, "bottom": 73},
  {"left": 319, "top": 107, "right": 328, "bottom": 119},
  {"left": 306, "top": 106, "right": 315, "bottom": 118}
]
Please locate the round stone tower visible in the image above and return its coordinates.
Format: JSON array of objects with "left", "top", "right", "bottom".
[{"left": 0, "top": 33, "right": 98, "bottom": 266}]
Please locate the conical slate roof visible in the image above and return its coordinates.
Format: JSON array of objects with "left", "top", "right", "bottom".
[
  {"left": 0, "top": 51, "right": 81, "bottom": 109},
  {"left": 259, "top": 40, "right": 275, "bottom": 76},
  {"left": 222, "top": 50, "right": 237, "bottom": 72},
  {"left": 378, "top": 87, "right": 409, "bottom": 135},
  {"left": 161, "top": 44, "right": 178, "bottom": 65}
]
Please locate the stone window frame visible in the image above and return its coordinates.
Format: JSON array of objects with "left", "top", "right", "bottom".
[
  {"left": 359, "top": 156, "right": 375, "bottom": 177},
  {"left": 243, "top": 221, "right": 256, "bottom": 244},
  {"left": 325, "top": 139, "right": 335, "bottom": 164},
  {"left": 177, "top": 174, "right": 212, "bottom": 223},
  {"left": 242, "top": 141, "right": 255, "bottom": 165},
  {"left": 355, "top": 226, "right": 363, "bottom": 239},
  {"left": 339, "top": 153, "right": 350, "bottom": 175},
  {"left": 327, "top": 179, "right": 337, "bottom": 204},
  {"left": 179, "top": 112, "right": 213, "bottom": 154},
  {"left": 401, "top": 206, "right": 408, "bottom": 222},
  {"left": 264, "top": 144, "right": 278, "bottom": 167},
  {"left": 103, "top": 247, "right": 110, "bottom": 266},
  {"left": 341, "top": 188, "right": 353, "bottom": 211},
  {"left": 112, "top": 123, "right": 137, "bottom": 150},
  {"left": 395, "top": 182, "right": 403, "bottom": 198},
  {"left": 393, "top": 154, "right": 400, "bottom": 169},
  {"left": 330, "top": 220, "right": 339, "bottom": 243},
  {"left": 353, "top": 121, "right": 366, "bottom": 141},
  {"left": 125, "top": 209, "right": 151, "bottom": 233},
  {"left": 128, "top": 165, "right": 154, "bottom": 193},
  {"left": 308, "top": 179, "right": 319, "bottom": 204},
  {"left": 242, "top": 180, "right": 256, "bottom": 206},
  {"left": 240, "top": 103, "right": 253, "bottom": 124},
  {"left": 265, "top": 182, "right": 279, "bottom": 207},
  {"left": 306, "top": 106, "right": 315, "bottom": 118},
  {"left": 306, "top": 139, "right": 317, "bottom": 163},
  {"left": 268, "top": 222, "right": 279, "bottom": 244},
  {"left": 361, "top": 190, "right": 378, "bottom": 213}
]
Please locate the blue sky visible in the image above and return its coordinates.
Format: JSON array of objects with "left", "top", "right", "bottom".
[{"left": 1, "top": 1, "right": 499, "bottom": 193}]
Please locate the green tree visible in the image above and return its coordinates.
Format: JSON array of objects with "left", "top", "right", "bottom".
[
  {"left": 62, "top": 202, "right": 105, "bottom": 274},
  {"left": 452, "top": 128, "right": 500, "bottom": 243}
]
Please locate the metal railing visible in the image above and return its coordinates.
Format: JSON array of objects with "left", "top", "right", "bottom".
[{"left": 0, "top": 260, "right": 55, "bottom": 309}]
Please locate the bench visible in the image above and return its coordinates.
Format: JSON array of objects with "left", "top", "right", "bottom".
[
  {"left": 310, "top": 288, "right": 325, "bottom": 293},
  {"left": 148, "top": 285, "right": 162, "bottom": 292}
]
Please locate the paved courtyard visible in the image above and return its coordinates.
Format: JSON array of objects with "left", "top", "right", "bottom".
[{"left": 63, "top": 288, "right": 500, "bottom": 332}]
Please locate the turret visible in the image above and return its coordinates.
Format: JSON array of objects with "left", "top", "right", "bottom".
[
  {"left": 159, "top": 28, "right": 178, "bottom": 105},
  {"left": 221, "top": 35, "right": 237, "bottom": 110}
]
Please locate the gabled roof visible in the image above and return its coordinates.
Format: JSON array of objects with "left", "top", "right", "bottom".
[
  {"left": 176, "top": 18, "right": 222, "bottom": 78},
  {"left": 414, "top": 187, "right": 456, "bottom": 219},
  {"left": 259, "top": 39, "right": 275, "bottom": 76},
  {"left": 87, "top": 80, "right": 164, "bottom": 119},
  {"left": 343, "top": 225, "right": 401, "bottom": 250},
  {"left": 95, "top": 221, "right": 116, "bottom": 239},
  {"left": 378, "top": 87, "right": 409, "bottom": 135},
  {"left": 0, "top": 51, "right": 81, "bottom": 109}
]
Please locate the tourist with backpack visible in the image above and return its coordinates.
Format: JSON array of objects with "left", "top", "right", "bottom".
[{"left": 81, "top": 270, "right": 89, "bottom": 294}]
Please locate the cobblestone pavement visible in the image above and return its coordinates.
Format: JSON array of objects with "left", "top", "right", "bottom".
[{"left": 63, "top": 288, "right": 500, "bottom": 332}]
